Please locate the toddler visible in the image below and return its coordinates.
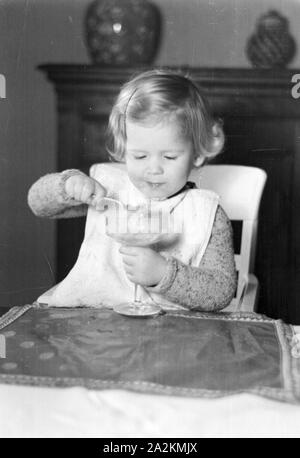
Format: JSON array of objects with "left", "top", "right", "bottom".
[{"left": 28, "top": 69, "right": 237, "bottom": 311}]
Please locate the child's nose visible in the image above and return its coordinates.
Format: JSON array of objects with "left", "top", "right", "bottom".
[{"left": 147, "top": 159, "right": 164, "bottom": 175}]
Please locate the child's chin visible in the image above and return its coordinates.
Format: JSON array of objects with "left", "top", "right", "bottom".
[{"left": 146, "top": 190, "right": 169, "bottom": 201}]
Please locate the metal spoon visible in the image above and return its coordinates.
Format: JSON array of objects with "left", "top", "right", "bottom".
[{"left": 91, "top": 196, "right": 141, "bottom": 213}]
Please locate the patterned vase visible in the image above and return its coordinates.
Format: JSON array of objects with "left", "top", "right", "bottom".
[
  {"left": 85, "top": 0, "right": 161, "bottom": 66},
  {"left": 246, "top": 10, "right": 296, "bottom": 68}
]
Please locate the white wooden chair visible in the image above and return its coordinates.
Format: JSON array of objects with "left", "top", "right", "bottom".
[
  {"left": 38, "top": 163, "right": 267, "bottom": 313},
  {"left": 189, "top": 165, "right": 267, "bottom": 312}
]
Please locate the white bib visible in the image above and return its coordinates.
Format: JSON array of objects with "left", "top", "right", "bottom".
[{"left": 46, "top": 164, "right": 219, "bottom": 310}]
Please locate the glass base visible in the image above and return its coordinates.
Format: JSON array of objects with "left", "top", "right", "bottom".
[{"left": 113, "top": 301, "right": 162, "bottom": 317}]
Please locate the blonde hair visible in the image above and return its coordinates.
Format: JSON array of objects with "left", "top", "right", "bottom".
[{"left": 107, "top": 69, "right": 224, "bottom": 164}]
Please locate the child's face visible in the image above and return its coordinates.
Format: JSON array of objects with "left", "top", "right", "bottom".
[{"left": 125, "top": 120, "right": 202, "bottom": 200}]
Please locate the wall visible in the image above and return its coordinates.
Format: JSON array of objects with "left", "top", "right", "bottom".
[
  {"left": 0, "top": 0, "right": 300, "bottom": 306},
  {"left": 155, "top": 0, "right": 300, "bottom": 67},
  {"left": 0, "top": 0, "right": 88, "bottom": 306}
]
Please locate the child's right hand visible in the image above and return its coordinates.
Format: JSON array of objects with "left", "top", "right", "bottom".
[{"left": 64, "top": 174, "right": 106, "bottom": 208}]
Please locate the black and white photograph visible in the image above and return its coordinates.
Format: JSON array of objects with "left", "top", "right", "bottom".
[{"left": 0, "top": 0, "right": 300, "bottom": 439}]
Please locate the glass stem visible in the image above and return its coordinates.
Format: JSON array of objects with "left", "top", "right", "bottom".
[{"left": 134, "top": 283, "right": 140, "bottom": 303}]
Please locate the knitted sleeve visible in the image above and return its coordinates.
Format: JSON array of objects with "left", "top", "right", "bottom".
[
  {"left": 146, "top": 205, "right": 237, "bottom": 311},
  {"left": 27, "top": 169, "right": 89, "bottom": 218}
]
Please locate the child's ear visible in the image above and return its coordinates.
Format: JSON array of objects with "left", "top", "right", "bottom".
[{"left": 193, "top": 155, "right": 204, "bottom": 167}]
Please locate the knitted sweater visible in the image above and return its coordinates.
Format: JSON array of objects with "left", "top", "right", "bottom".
[{"left": 28, "top": 170, "right": 237, "bottom": 311}]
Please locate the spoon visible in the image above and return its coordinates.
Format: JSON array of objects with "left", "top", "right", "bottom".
[{"left": 90, "top": 196, "right": 141, "bottom": 213}]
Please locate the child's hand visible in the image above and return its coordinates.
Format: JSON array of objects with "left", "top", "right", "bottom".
[
  {"left": 119, "top": 246, "right": 168, "bottom": 286},
  {"left": 65, "top": 174, "right": 106, "bottom": 207}
]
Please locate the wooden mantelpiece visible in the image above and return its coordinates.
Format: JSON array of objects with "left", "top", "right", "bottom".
[{"left": 39, "top": 64, "right": 300, "bottom": 324}]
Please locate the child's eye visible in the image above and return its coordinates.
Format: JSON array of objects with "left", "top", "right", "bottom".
[
  {"left": 134, "top": 155, "right": 146, "bottom": 160},
  {"left": 165, "top": 156, "right": 177, "bottom": 160}
]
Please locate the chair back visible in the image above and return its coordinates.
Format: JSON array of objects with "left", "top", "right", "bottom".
[{"left": 189, "top": 165, "right": 267, "bottom": 306}]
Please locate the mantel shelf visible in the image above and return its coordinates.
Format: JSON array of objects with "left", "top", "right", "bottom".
[{"left": 38, "top": 64, "right": 300, "bottom": 92}]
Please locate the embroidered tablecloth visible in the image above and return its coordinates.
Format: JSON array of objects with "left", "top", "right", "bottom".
[{"left": 0, "top": 304, "right": 299, "bottom": 403}]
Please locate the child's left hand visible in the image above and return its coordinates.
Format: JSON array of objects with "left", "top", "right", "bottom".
[{"left": 119, "top": 246, "right": 168, "bottom": 287}]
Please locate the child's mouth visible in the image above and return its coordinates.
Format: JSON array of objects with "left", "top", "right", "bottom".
[{"left": 147, "top": 182, "right": 164, "bottom": 189}]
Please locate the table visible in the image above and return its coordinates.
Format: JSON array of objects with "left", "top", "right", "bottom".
[
  {"left": 0, "top": 306, "right": 299, "bottom": 438},
  {"left": 1, "top": 384, "right": 300, "bottom": 438}
]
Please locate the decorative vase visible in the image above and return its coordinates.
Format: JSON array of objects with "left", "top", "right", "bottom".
[
  {"left": 84, "top": 0, "right": 161, "bottom": 66},
  {"left": 246, "top": 10, "right": 296, "bottom": 68}
]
